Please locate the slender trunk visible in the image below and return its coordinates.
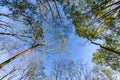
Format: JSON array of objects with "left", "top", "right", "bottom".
[
  {"left": 55, "top": 74, "right": 58, "bottom": 80},
  {"left": 0, "top": 48, "right": 31, "bottom": 69},
  {"left": 0, "top": 42, "right": 52, "bottom": 69},
  {"left": 60, "top": 71, "right": 62, "bottom": 80}
]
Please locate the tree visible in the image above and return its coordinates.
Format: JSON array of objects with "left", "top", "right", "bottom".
[
  {"left": 0, "top": 0, "right": 72, "bottom": 79},
  {"left": 61, "top": 0, "right": 120, "bottom": 72},
  {"left": 51, "top": 59, "right": 77, "bottom": 80},
  {"left": 92, "top": 65, "right": 116, "bottom": 80},
  {"left": 0, "top": 57, "right": 26, "bottom": 80},
  {"left": 0, "top": 0, "right": 120, "bottom": 79},
  {"left": 49, "top": 58, "right": 119, "bottom": 80},
  {"left": 0, "top": 0, "right": 71, "bottom": 69},
  {"left": 21, "top": 56, "right": 46, "bottom": 80}
]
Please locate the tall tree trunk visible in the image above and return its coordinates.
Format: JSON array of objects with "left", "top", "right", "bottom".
[
  {"left": 0, "top": 42, "right": 52, "bottom": 69},
  {"left": 0, "top": 48, "right": 31, "bottom": 69}
]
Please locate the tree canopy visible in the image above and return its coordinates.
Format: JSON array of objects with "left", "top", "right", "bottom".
[
  {"left": 0, "top": 0, "right": 120, "bottom": 79},
  {"left": 62, "top": 0, "right": 120, "bottom": 71}
]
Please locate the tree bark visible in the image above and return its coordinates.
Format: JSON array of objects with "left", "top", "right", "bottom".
[
  {"left": 0, "top": 42, "right": 52, "bottom": 69},
  {"left": 0, "top": 48, "right": 31, "bottom": 69}
]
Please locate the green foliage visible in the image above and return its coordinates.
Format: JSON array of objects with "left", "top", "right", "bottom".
[
  {"left": 93, "top": 48, "right": 120, "bottom": 71},
  {"left": 102, "top": 68, "right": 115, "bottom": 79},
  {"left": 104, "top": 16, "right": 115, "bottom": 28},
  {"left": 92, "top": 65, "right": 116, "bottom": 80},
  {"left": 73, "top": 15, "right": 105, "bottom": 39},
  {"left": 61, "top": 0, "right": 120, "bottom": 72},
  {"left": 93, "top": 26, "right": 120, "bottom": 71}
]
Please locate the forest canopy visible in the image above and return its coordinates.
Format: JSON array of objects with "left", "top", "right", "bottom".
[{"left": 0, "top": 0, "right": 120, "bottom": 79}]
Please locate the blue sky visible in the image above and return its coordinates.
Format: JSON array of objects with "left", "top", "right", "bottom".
[
  {"left": 46, "top": 33, "right": 99, "bottom": 62},
  {"left": 43, "top": 32, "right": 99, "bottom": 75}
]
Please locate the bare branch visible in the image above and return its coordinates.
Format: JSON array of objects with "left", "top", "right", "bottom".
[
  {"left": 104, "top": 1, "right": 120, "bottom": 9},
  {"left": 53, "top": 0, "right": 62, "bottom": 21},
  {"left": 0, "top": 32, "right": 31, "bottom": 38},
  {"left": 0, "top": 13, "right": 24, "bottom": 22},
  {"left": 0, "top": 20, "right": 12, "bottom": 28},
  {"left": 38, "top": 0, "right": 48, "bottom": 10},
  {"left": 90, "top": 40, "right": 120, "bottom": 56},
  {"left": 47, "top": 1, "right": 55, "bottom": 21}
]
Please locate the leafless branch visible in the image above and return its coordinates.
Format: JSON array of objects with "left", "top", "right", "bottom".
[
  {"left": 47, "top": 1, "right": 55, "bottom": 21},
  {"left": 53, "top": 0, "right": 62, "bottom": 21},
  {"left": 0, "top": 32, "right": 31, "bottom": 38},
  {"left": 38, "top": 0, "right": 48, "bottom": 10},
  {"left": 90, "top": 40, "right": 120, "bottom": 56},
  {"left": 0, "top": 13, "right": 24, "bottom": 22},
  {"left": 104, "top": 1, "right": 120, "bottom": 9}
]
